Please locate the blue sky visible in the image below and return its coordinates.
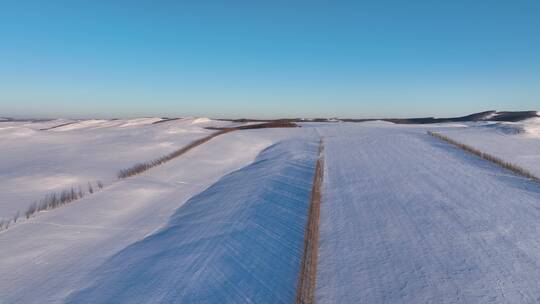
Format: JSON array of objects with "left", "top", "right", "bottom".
[{"left": 1, "top": 1, "right": 539, "bottom": 119}]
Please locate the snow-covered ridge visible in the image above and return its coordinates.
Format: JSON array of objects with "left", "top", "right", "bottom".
[
  {"left": 65, "top": 138, "right": 320, "bottom": 303},
  {"left": 0, "top": 128, "right": 286, "bottom": 303}
]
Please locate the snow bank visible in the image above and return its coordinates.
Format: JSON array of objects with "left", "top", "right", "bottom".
[{"left": 66, "top": 138, "right": 320, "bottom": 303}]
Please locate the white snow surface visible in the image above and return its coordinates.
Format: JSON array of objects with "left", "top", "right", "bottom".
[
  {"left": 0, "top": 118, "right": 229, "bottom": 219},
  {"left": 2, "top": 120, "right": 540, "bottom": 303}
]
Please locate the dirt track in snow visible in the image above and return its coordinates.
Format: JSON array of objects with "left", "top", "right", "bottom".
[{"left": 296, "top": 138, "right": 324, "bottom": 304}]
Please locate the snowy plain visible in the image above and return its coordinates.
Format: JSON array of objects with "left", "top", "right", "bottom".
[{"left": 1, "top": 117, "right": 540, "bottom": 303}]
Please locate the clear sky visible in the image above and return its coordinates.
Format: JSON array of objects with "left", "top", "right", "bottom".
[{"left": 1, "top": 1, "right": 539, "bottom": 119}]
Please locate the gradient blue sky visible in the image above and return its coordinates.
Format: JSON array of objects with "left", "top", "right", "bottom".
[{"left": 1, "top": 1, "right": 539, "bottom": 119}]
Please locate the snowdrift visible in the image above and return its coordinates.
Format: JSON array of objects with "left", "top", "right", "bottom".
[{"left": 66, "top": 138, "right": 320, "bottom": 303}]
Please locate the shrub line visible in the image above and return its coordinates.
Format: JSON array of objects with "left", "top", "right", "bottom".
[
  {"left": 118, "top": 123, "right": 298, "bottom": 179},
  {"left": 117, "top": 129, "right": 232, "bottom": 178},
  {"left": 428, "top": 131, "right": 540, "bottom": 184}
]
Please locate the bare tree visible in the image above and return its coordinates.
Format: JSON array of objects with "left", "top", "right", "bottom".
[
  {"left": 26, "top": 202, "right": 37, "bottom": 219},
  {"left": 78, "top": 186, "right": 84, "bottom": 199}
]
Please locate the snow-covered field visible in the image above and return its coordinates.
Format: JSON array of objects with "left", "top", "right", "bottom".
[
  {"left": 315, "top": 122, "right": 540, "bottom": 303},
  {"left": 0, "top": 118, "right": 229, "bottom": 219},
  {"left": 1, "top": 117, "right": 540, "bottom": 303}
]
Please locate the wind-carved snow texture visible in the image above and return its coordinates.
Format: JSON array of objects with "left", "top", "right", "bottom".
[
  {"left": 66, "top": 138, "right": 320, "bottom": 304},
  {"left": 316, "top": 124, "right": 540, "bottom": 303}
]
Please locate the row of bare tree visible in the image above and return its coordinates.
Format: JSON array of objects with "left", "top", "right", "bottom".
[
  {"left": 0, "top": 181, "right": 103, "bottom": 232},
  {"left": 118, "top": 130, "right": 231, "bottom": 178},
  {"left": 428, "top": 131, "right": 540, "bottom": 183}
]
